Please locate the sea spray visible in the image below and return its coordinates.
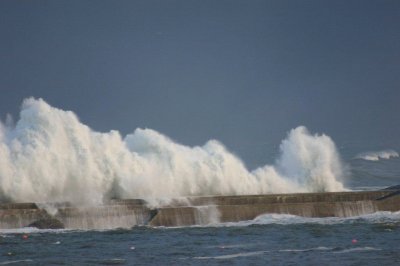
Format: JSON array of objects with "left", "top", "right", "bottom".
[
  {"left": 276, "top": 126, "right": 345, "bottom": 192},
  {"left": 0, "top": 98, "right": 346, "bottom": 205}
]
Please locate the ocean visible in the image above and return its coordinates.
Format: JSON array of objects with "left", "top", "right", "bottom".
[
  {"left": 1, "top": 212, "right": 400, "bottom": 265},
  {"left": 1, "top": 157, "right": 400, "bottom": 265},
  {"left": 0, "top": 99, "right": 399, "bottom": 265}
]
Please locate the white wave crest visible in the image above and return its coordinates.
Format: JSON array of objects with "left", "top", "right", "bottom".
[
  {"left": 355, "top": 150, "right": 399, "bottom": 161},
  {"left": 0, "top": 98, "right": 346, "bottom": 205}
]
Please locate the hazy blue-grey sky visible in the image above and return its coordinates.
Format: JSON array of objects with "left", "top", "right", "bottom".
[{"left": 1, "top": 0, "right": 399, "bottom": 166}]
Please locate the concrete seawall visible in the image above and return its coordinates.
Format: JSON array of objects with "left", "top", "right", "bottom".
[
  {"left": 149, "top": 190, "right": 400, "bottom": 226},
  {"left": 1, "top": 189, "right": 399, "bottom": 229}
]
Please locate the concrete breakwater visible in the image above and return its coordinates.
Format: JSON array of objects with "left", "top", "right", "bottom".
[{"left": 1, "top": 189, "right": 399, "bottom": 229}]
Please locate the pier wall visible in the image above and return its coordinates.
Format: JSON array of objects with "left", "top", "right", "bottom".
[{"left": 0, "top": 190, "right": 399, "bottom": 229}]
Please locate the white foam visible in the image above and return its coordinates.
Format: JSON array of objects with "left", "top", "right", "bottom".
[
  {"left": 209, "top": 243, "right": 255, "bottom": 249},
  {"left": 0, "top": 227, "right": 70, "bottom": 234},
  {"left": 194, "top": 251, "right": 267, "bottom": 260},
  {"left": 216, "top": 211, "right": 400, "bottom": 227},
  {"left": 194, "top": 246, "right": 335, "bottom": 260},
  {"left": 193, "top": 245, "right": 380, "bottom": 260},
  {"left": 278, "top": 247, "right": 333, "bottom": 252},
  {"left": 0, "top": 260, "right": 34, "bottom": 265},
  {"left": 355, "top": 150, "right": 399, "bottom": 161},
  {"left": 0, "top": 98, "right": 346, "bottom": 205},
  {"left": 333, "top": 247, "right": 381, "bottom": 253}
]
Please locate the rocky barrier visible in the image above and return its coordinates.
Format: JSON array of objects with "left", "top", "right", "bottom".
[{"left": 1, "top": 188, "right": 399, "bottom": 229}]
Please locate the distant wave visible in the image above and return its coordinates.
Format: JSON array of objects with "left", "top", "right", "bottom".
[{"left": 355, "top": 150, "right": 399, "bottom": 161}]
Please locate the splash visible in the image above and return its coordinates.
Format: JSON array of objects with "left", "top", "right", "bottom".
[
  {"left": 355, "top": 150, "right": 399, "bottom": 161},
  {"left": 0, "top": 98, "right": 346, "bottom": 205},
  {"left": 217, "top": 211, "right": 400, "bottom": 227}
]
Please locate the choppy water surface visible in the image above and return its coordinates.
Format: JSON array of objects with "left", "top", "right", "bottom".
[{"left": 1, "top": 211, "right": 400, "bottom": 265}]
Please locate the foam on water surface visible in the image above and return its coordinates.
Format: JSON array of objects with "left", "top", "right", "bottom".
[{"left": 210, "top": 211, "right": 400, "bottom": 227}]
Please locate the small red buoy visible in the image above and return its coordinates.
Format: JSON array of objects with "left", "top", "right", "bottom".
[
  {"left": 351, "top": 239, "right": 357, "bottom": 244},
  {"left": 22, "top": 234, "right": 29, "bottom": 240}
]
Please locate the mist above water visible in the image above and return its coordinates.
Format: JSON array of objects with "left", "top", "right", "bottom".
[{"left": 0, "top": 98, "right": 346, "bottom": 205}]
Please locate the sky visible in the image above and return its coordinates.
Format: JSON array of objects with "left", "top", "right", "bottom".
[{"left": 0, "top": 0, "right": 399, "bottom": 167}]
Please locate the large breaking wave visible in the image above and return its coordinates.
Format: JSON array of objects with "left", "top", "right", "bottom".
[{"left": 0, "top": 98, "right": 346, "bottom": 204}]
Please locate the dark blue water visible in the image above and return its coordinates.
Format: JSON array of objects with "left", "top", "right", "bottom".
[
  {"left": 1, "top": 219, "right": 400, "bottom": 265},
  {"left": 1, "top": 157, "right": 399, "bottom": 265},
  {"left": 348, "top": 157, "right": 400, "bottom": 190}
]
